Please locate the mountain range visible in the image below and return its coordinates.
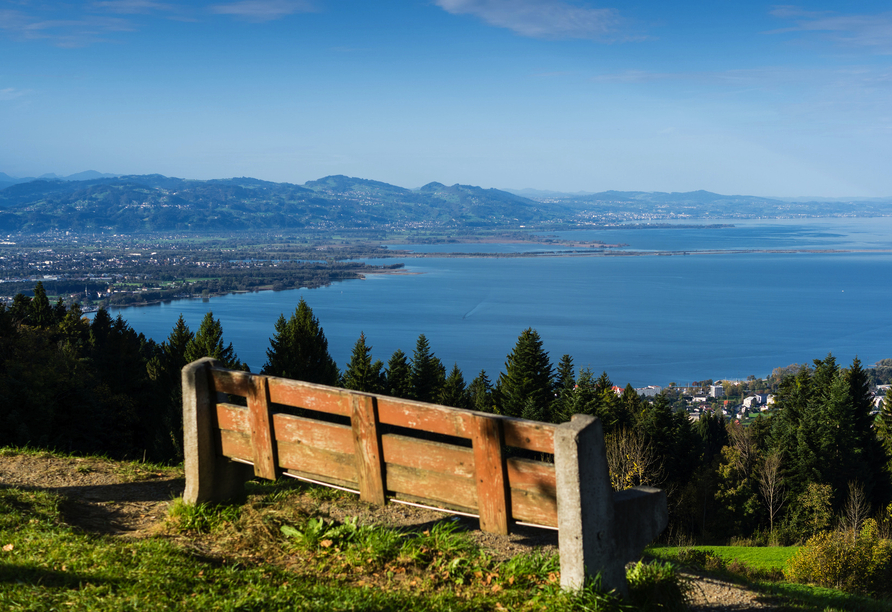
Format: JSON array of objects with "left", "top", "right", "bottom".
[{"left": 1, "top": 172, "right": 890, "bottom": 234}]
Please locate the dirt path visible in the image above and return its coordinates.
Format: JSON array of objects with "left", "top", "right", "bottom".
[{"left": 0, "top": 453, "right": 783, "bottom": 610}]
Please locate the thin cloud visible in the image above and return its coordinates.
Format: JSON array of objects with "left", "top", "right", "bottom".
[
  {"left": 435, "top": 0, "right": 622, "bottom": 41},
  {"left": 770, "top": 6, "right": 892, "bottom": 53},
  {"left": 211, "top": 0, "right": 316, "bottom": 22},
  {"left": 0, "top": 87, "right": 30, "bottom": 101},
  {"left": 90, "top": 1, "right": 176, "bottom": 14}
]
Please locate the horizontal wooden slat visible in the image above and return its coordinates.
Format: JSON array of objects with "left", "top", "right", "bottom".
[
  {"left": 506, "top": 457, "right": 556, "bottom": 494},
  {"left": 218, "top": 429, "right": 253, "bottom": 463},
  {"left": 267, "top": 377, "right": 351, "bottom": 417},
  {"left": 210, "top": 369, "right": 254, "bottom": 396},
  {"left": 503, "top": 419, "right": 555, "bottom": 454},
  {"left": 278, "top": 439, "right": 358, "bottom": 485},
  {"left": 272, "top": 413, "right": 354, "bottom": 455},
  {"left": 217, "top": 403, "right": 249, "bottom": 433},
  {"left": 376, "top": 396, "right": 473, "bottom": 438},
  {"left": 381, "top": 434, "right": 475, "bottom": 479},
  {"left": 385, "top": 463, "right": 478, "bottom": 510},
  {"left": 510, "top": 488, "right": 558, "bottom": 527}
]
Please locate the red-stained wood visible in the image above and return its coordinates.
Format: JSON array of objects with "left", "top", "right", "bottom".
[
  {"left": 472, "top": 414, "right": 509, "bottom": 534},
  {"left": 267, "top": 377, "right": 352, "bottom": 417},
  {"left": 210, "top": 368, "right": 253, "bottom": 397},
  {"left": 278, "top": 440, "right": 358, "bottom": 485},
  {"left": 248, "top": 376, "right": 278, "bottom": 480},
  {"left": 385, "top": 464, "right": 478, "bottom": 510},
  {"left": 376, "top": 396, "right": 472, "bottom": 438},
  {"left": 380, "top": 434, "right": 475, "bottom": 479},
  {"left": 217, "top": 403, "right": 250, "bottom": 434},
  {"left": 351, "top": 394, "right": 386, "bottom": 505},
  {"left": 502, "top": 419, "right": 555, "bottom": 454},
  {"left": 509, "top": 488, "right": 559, "bottom": 527},
  {"left": 219, "top": 429, "right": 253, "bottom": 463},
  {"left": 272, "top": 413, "right": 354, "bottom": 455},
  {"left": 505, "top": 457, "right": 556, "bottom": 494}
]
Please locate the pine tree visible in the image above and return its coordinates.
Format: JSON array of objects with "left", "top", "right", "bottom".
[
  {"left": 496, "top": 328, "right": 554, "bottom": 420},
  {"left": 551, "top": 354, "right": 576, "bottom": 423},
  {"left": 468, "top": 370, "right": 493, "bottom": 413},
  {"left": 261, "top": 298, "right": 338, "bottom": 385},
  {"left": 439, "top": 364, "right": 470, "bottom": 409},
  {"left": 410, "top": 334, "right": 445, "bottom": 403},
  {"left": 384, "top": 349, "right": 413, "bottom": 399},
  {"left": 342, "top": 332, "right": 383, "bottom": 393},
  {"left": 146, "top": 315, "right": 194, "bottom": 461},
  {"left": 29, "top": 282, "right": 53, "bottom": 328},
  {"left": 184, "top": 311, "right": 243, "bottom": 369}
]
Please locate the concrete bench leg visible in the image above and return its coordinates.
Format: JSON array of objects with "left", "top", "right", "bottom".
[{"left": 182, "top": 358, "right": 252, "bottom": 504}]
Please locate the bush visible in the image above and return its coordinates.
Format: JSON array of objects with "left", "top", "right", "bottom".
[
  {"left": 627, "top": 560, "right": 691, "bottom": 612},
  {"left": 784, "top": 519, "right": 892, "bottom": 595},
  {"left": 676, "top": 547, "right": 727, "bottom": 571}
]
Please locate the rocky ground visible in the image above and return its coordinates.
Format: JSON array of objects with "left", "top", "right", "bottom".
[{"left": 0, "top": 452, "right": 783, "bottom": 610}]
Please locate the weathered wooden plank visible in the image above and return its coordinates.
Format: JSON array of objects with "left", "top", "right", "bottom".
[
  {"left": 509, "top": 488, "right": 559, "bottom": 527},
  {"left": 352, "top": 394, "right": 386, "bottom": 505},
  {"left": 267, "top": 376, "right": 351, "bottom": 417},
  {"left": 385, "top": 463, "right": 478, "bottom": 510},
  {"left": 210, "top": 368, "right": 254, "bottom": 397},
  {"left": 284, "top": 469, "right": 359, "bottom": 492},
  {"left": 218, "top": 429, "right": 253, "bottom": 463},
  {"left": 247, "top": 376, "right": 278, "bottom": 480},
  {"left": 272, "top": 413, "right": 354, "bottom": 455},
  {"left": 277, "top": 439, "right": 358, "bottom": 485},
  {"left": 472, "top": 414, "right": 509, "bottom": 534},
  {"left": 217, "top": 403, "right": 250, "bottom": 433},
  {"left": 380, "top": 434, "right": 475, "bottom": 479},
  {"left": 376, "top": 396, "right": 473, "bottom": 438},
  {"left": 506, "top": 457, "right": 556, "bottom": 494},
  {"left": 503, "top": 419, "right": 555, "bottom": 454},
  {"left": 390, "top": 492, "right": 477, "bottom": 516}
]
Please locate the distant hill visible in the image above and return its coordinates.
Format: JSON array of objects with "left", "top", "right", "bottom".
[
  {"left": 2, "top": 173, "right": 891, "bottom": 234},
  {"left": 0, "top": 174, "right": 571, "bottom": 233}
]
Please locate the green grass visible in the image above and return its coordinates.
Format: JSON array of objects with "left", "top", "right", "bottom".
[
  {"left": 0, "top": 481, "right": 638, "bottom": 611},
  {"left": 648, "top": 544, "right": 892, "bottom": 611},
  {"left": 648, "top": 545, "right": 799, "bottom": 571}
]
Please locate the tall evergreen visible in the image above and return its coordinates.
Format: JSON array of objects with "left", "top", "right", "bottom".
[
  {"left": 410, "top": 334, "right": 445, "bottom": 403},
  {"left": 261, "top": 298, "right": 339, "bottom": 385},
  {"left": 384, "top": 349, "right": 413, "bottom": 399},
  {"left": 342, "top": 332, "right": 383, "bottom": 393},
  {"left": 184, "top": 311, "right": 243, "bottom": 369},
  {"left": 496, "top": 328, "right": 553, "bottom": 420},
  {"left": 551, "top": 354, "right": 576, "bottom": 423},
  {"left": 29, "top": 282, "right": 53, "bottom": 328},
  {"left": 147, "top": 315, "right": 194, "bottom": 461},
  {"left": 439, "top": 364, "right": 470, "bottom": 409},
  {"left": 468, "top": 370, "right": 493, "bottom": 413}
]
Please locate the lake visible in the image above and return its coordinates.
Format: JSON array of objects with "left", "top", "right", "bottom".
[{"left": 107, "top": 218, "right": 892, "bottom": 387}]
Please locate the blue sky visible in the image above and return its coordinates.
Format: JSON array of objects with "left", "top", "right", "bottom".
[{"left": 2, "top": 1, "right": 891, "bottom": 197}]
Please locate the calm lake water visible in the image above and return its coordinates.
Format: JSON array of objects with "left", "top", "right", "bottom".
[{"left": 107, "top": 218, "right": 892, "bottom": 387}]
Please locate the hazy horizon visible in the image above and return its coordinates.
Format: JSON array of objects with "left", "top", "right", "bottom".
[{"left": 3, "top": 1, "right": 891, "bottom": 199}]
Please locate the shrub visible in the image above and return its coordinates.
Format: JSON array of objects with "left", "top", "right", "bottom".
[
  {"left": 627, "top": 560, "right": 691, "bottom": 612},
  {"left": 784, "top": 519, "right": 892, "bottom": 595},
  {"left": 676, "top": 547, "right": 726, "bottom": 571}
]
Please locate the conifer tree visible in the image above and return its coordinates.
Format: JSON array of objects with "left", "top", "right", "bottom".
[
  {"left": 410, "top": 334, "right": 445, "bottom": 403},
  {"left": 439, "top": 364, "right": 470, "bottom": 409},
  {"left": 551, "top": 354, "right": 576, "bottom": 423},
  {"left": 262, "top": 298, "right": 338, "bottom": 385},
  {"left": 384, "top": 349, "right": 413, "bottom": 399},
  {"left": 469, "top": 370, "right": 493, "bottom": 413},
  {"left": 496, "top": 328, "right": 553, "bottom": 420},
  {"left": 147, "top": 315, "right": 194, "bottom": 460},
  {"left": 29, "top": 282, "right": 53, "bottom": 328},
  {"left": 342, "top": 332, "right": 383, "bottom": 393},
  {"left": 184, "top": 311, "right": 243, "bottom": 369}
]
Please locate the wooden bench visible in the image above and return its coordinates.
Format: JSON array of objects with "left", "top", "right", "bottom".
[{"left": 182, "top": 358, "right": 667, "bottom": 595}]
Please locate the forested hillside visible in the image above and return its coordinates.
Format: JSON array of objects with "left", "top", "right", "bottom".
[{"left": 3, "top": 284, "right": 892, "bottom": 550}]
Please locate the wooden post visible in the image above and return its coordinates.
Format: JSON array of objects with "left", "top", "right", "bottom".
[
  {"left": 472, "top": 414, "right": 509, "bottom": 534},
  {"left": 351, "top": 393, "right": 386, "bottom": 505},
  {"left": 248, "top": 375, "right": 279, "bottom": 481}
]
